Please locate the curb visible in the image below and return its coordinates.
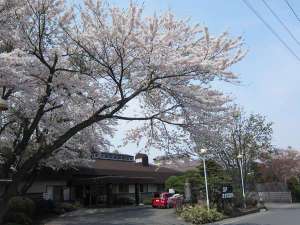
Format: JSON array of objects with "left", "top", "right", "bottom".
[{"left": 205, "top": 209, "right": 268, "bottom": 225}]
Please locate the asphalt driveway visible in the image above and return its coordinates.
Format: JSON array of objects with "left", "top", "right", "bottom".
[
  {"left": 44, "top": 204, "right": 300, "bottom": 225},
  {"left": 44, "top": 206, "right": 190, "bottom": 225},
  {"left": 213, "top": 203, "right": 300, "bottom": 225}
]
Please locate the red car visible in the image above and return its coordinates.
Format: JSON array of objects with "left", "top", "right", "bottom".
[{"left": 152, "top": 192, "right": 174, "bottom": 208}]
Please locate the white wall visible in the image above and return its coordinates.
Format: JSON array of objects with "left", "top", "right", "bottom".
[
  {"left": 148, "top": 184, "right": 157, "bottom": 192},
  {"left": 63, "top": 187, "right": 70, "bottom": 201},
  {"left": 45, "top": 186, "right": 53, "bottom": 200},
  {"left": 129, "top": 184, "right": 135, "bottom": 193},
  {"left": 26, "top": 181, "right": 67, "bottom": 193}
]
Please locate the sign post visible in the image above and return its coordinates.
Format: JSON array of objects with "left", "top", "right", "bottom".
[{"left": 221, "top": 184, "right": 234, "bottom": 210}]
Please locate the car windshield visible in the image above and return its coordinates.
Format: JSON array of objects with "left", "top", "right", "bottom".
[{"left": 160, "top": 193, "right": 173, "bottom": 198}]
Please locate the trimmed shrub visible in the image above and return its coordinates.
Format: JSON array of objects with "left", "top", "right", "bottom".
[
  {"left": 142, "top": 196, "right": 153, "bottom": 205},
  {"left": 178, "top": 205, "right": 224, "bottom": 224},
  {"left": 113, "top": 197, "right": 135, "bottom": 205},
  {"left": 233, "top": 191, "right": 244, "bottom": 208},
  {"left": 7, "top": 196, "right": 35, "bottom": 217},
  {"left": 4, "top": 212, "right": 32, "bottom": 225},
  {"left": 4, "top": 223, "right": 23, "bottom": 225},
  {"left": 56, "top": 202, "right": 80, "bottom": 212},
  {"left": 35, "top": 199, "right": 55, "bottom": 214},
  {"left": 287, "top": 177, "right": 300, "bottom": 202},
  {"left": 246, "top": 197, "right": 258, "bottom": 208},
  {"left": 222, "top": 203, "right": 235, "bottom": 216}
]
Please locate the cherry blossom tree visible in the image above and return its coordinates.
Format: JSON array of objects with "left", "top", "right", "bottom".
[
  {"left": 0, "top": 0, "right": 245, "bottom": 217},
  {"left": 257, "top": 148, "right": 300, "bottom": 183},
  {"left": 195, "top": 109, "right": 273, "bottom": 187}
]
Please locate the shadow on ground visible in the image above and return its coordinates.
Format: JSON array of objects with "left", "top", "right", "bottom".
[{"left": 45, "top": 206, "right": 188, "bottom": 225}]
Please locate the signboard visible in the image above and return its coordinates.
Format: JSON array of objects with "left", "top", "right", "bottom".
[{"left": 221, "top": 185, "right": 234, "bottom": 199}]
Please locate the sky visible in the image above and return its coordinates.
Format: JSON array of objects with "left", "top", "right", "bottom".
[{"left": 75, "top": 0, "right": 300, "bottom": 158}]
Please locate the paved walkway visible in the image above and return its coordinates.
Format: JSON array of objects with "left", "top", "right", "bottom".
[{"left": 44, "top": 206, "right": 190, "bottom": 225}]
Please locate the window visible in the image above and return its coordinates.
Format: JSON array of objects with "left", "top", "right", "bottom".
[
  {"left": 53, "top": 186, "right": 63, "bottom": 201},
  {"left": 119, "top": 184, "right": 129, "bottom": 193},
  {"left": 140, "top": 184, "right": 148, "bottom": 193}
]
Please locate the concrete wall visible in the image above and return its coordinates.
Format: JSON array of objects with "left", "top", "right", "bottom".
[{"left": 248, "top": 191, "right": 292, "bottom": 203}]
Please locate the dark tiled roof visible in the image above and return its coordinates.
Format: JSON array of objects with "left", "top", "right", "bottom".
[
  {"left": 93, "top": 159, "right": 177, "bottom": 173},
  {"left": 38, "top": 159, "right": 181, "bottom": 184},
  {"left": 81, "top": 159, "right": 181, "bottom": 183}
]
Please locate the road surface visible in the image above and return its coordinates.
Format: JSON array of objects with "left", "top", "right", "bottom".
[
  {"left": 45, "top": 204, "right": 300, "bottom": 225},
  {"left": 215, "top": 204, "right": 300, "bottom": 225},
  {"left": 44, "top": 206, "right": 189, "bottom": 225}
]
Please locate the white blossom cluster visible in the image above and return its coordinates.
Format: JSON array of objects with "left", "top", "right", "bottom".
[{"left": 0, "top": 0, "right": 245, "bottom": 173}]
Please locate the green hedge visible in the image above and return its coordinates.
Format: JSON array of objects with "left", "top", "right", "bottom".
[
  {"left": 8, "top": 196, "right": 35, "bottom": 217},
  {"left": 4, "top": 196, "right": 36, "bottom": 225},
  {"left": 287, "top": 177, "right": 300, "bottom": 202},
  {"left": 4, "top": 212, "right": 32, "bottom": 225},
  {"left": 4, "top": 223, "right": 24, "bottom": 225},
  {"left": 142, "top": 196, "right": 153, "bottom": 205},
  {"left": 178, "top": 205, "right": 224, "bottom": 224}
]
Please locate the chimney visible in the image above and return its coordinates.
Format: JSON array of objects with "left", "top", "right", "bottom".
[{"left": 135, "top": 153, "right": 149, "bottom": 166}]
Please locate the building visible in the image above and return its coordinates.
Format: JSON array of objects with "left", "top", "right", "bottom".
[{"left": 24, "top": 152, "right": 180, "bottom": 206}]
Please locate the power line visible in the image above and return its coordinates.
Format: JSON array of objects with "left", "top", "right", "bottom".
[
  {"left": 262, "top": 0, "right": 300, "bottom": 47},
  {"left": 284, "top": 0, "right": 300, "bottom": 23},
  {"left": 242, "top": 0, "right": 300, "bottom": 62}
]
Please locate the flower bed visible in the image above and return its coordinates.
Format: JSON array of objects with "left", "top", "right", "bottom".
[{"left": 177, "top": 205, "right": 224, "bottom": 224}]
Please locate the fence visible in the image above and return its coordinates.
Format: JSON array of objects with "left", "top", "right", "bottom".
[{"left": 258, "top": 192, "right": 292, "bottom": 203}]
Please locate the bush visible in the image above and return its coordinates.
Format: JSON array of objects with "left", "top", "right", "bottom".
[
  {"left": 35, "top": 199, "right": 55, "bottom": 214},
  {"left": 4, "top": 212, "right": 32, "bottom": 225},
  {"left": 113, "top": 197, "right": 135, "bottom": 205},
  {"left": 287, "top": 177, "right": 300, "bottom": 202},
  {"left": 56, "top": 202, "right": 80, "bottom": 212},
  {"left": 142, "top": 196, "right": 152, "bottom": 205},
  {"left": 178, "top": 205, "right": 224, "bottom": 224},
  {"left": 246, "top": 197, "right": 258, "bottom": 208},
  {"left": 7, "top": 197, "right": 35, "bottom": 217},
  {"left": 4, "top": 223, "right": 23, "bottom": 225},
  {"left": 222, "top": 203, "right": 235, "bottom": 216},
  {"left": 233, "top": 191, "right": 244, "bottom": 208}
]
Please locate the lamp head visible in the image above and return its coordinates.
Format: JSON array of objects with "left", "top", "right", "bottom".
[
  {"left": 237, "top": 154, "right": 243, "bottom": 159},
  {"left": 200, "top": 148, "right": 207, "bottom": 154}
]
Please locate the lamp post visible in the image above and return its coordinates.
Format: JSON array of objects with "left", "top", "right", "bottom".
[
  {"left": 200, "top": 148, "right": 210, "bottom": 211},
  {"left": 237, "top": 154, "right": 246, "bottom": 208}
]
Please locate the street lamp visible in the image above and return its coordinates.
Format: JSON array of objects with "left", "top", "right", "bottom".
[
  {"left": 199, "top": 148, "right": 210, "bottom": 211},
  {"left": 237, "top": 154, "right": 246, "bottom": 208}
]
